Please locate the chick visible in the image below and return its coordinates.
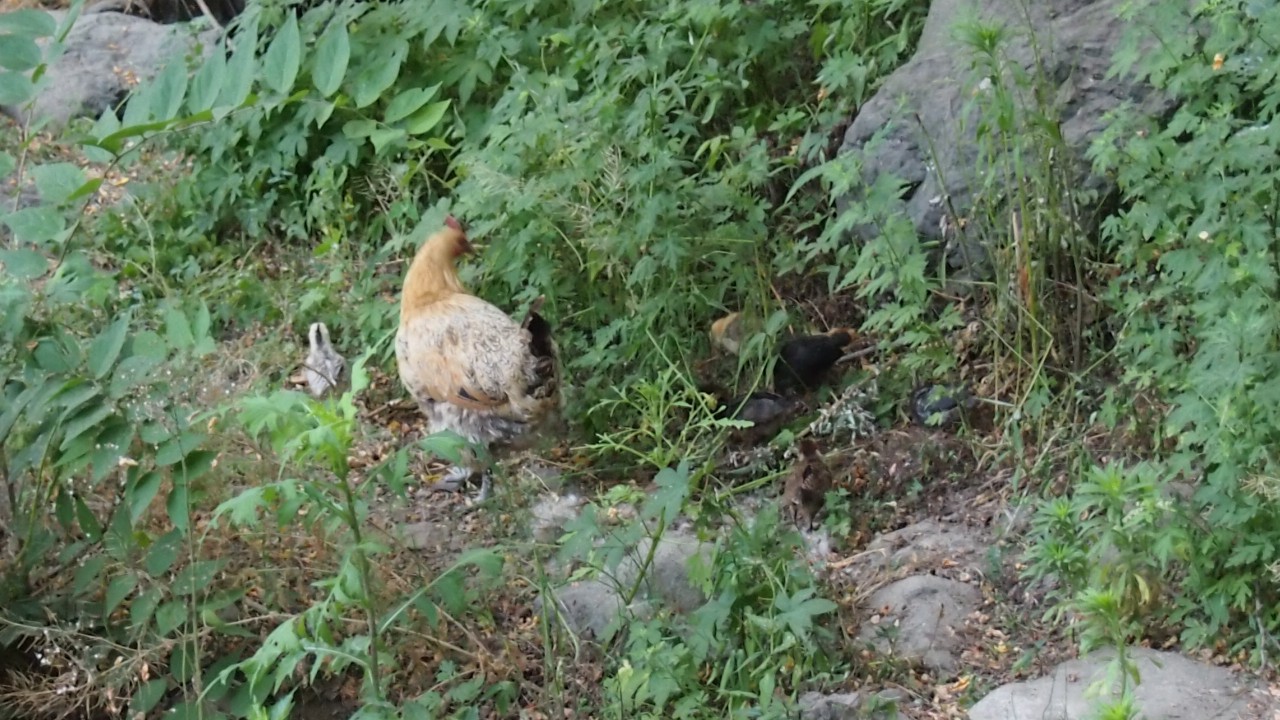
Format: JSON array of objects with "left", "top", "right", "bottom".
[
  {"left": 303, "top": 322, "right": 346, "bottom": 398},
  {"left": 773, "top": 328, "right": 857, "bottom": 394},
  {"left": 701, "top": 382, "right": 800, "bottom": 444},
  {"left": 910, "top": 383, "right": 973, "bottom": 428},
  {"left": 709, "top": 311, "right": 749, "bottom": 355},
  {"left": 782, "top": 438, "right": 832, "bottom": 531}
]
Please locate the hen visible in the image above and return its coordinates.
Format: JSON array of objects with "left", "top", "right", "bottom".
[
  {"left": 395, "top": 216, "right": 561, "bottom": 502},
  {"left": 303, "top": 322, "right": 346, "bottom": 398}
]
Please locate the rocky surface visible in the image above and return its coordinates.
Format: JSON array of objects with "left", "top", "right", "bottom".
[
  {"left": 859, "top": 574, "right": 983, "bottom": 675},
  {"left": 0, "top": 7, "right": 220, "bottom": 130},
  {"left": 838, "top": 0, "right": 1176, "bottom": 281},
  {"left": 970, "top": 646, "right": 1272, "bottom": 720}
]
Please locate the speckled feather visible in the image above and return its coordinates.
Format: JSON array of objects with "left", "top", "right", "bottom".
[
  {"left": 394, "top": 221, "right": 561, "bottom": 456},
  {"left": 782, "top": 440, "right": 832, "bottom": 531}
]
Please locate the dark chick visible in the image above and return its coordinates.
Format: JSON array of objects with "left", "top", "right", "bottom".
[
  {"left": 782, "top": 438, "right": 832, "bottom": 531},
  {"left": 772, "top": 328, "right": 857, "bottom": 394},
  {"left": 700, "top": 383, "right": 800, "bottom": 444},
  {"left": 910, "top": 383, "right": 972, "bottom": 428}
]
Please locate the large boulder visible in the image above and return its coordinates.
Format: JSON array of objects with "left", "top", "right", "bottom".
[
  {"left": 0, "top": 8, "right": 220, "bottom": 130},
  {"left": 837, "top": 0, "right": 1175, "bottom": 281}
]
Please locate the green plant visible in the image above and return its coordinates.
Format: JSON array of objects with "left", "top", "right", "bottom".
[{"left": 1083, "top": 0, "right": 1280, "bottom": 660}]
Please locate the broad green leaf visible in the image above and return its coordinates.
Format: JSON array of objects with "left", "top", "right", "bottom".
[
  {"left": 66, "top": 178, "right": 104, "bottom": 202},
  {"left": 105, "top": 573, "right": 137, "bottom": 616},
  {"left": 169, "top": 641, "right": 200, "bottom": 684},
  {"left": 149, "top": 58, "right": 188, "bottom": 121},
  {"left": 156, "top": 431, "right": 205, "bottom": 465},
  {"left": 129, "top": 679, "right": 168, "bottom": 717},
  {"left": 0, "top": 34, "right": 41, "bottom": 71},
  {"left": 0, "top": 248, "right": 49, "bottom": 279},
  {"left": 2, "top": 204, "right": 66, "bottom": 244},
  {"left": 351, "top": 38, "right": 407, "bottom": 108},
  {"left": 167, "top": 481, "right": 189, "bottom": 532},
  {"left": 218, "top": 25, "right": 257, "bottom": 107},
  {"left": 73, "top": 554, "right": 107, "bottom": 596},
  {"left": 109, "top": 353, "right": 164, "bottom": 398},
  {"left": 261, "top": 13, "right": 301, "bottom": 94},
  {"left": 384, "top": 85, "right": 438, "bottom": 123},
  {"left": 88, "top": 311, "right": 132, "bottom": 379},
  {"left": 89, "top": 418, "right": 133, "bottom": 483},
  {"left": 75, "top": 495, "right": 103, "bottom": 540},
  {"left": 59, "top": 403, "right": 114, "bottom": 451},
  {"left": 32, "top": 162, "right": 87, "bottom": 205},
  {"left": 0, "top": 150, "right": 13, "bottom": 177},
  {"left": 155, "top": 600, "right": 186, "bottom": 636},
  {"left": 130, "top": 586, "right": 162, "bottom": 634},
  {"left": 404, "top": 100, "right": 451, "bottom": 136},
  {"left": 0, "top": 68, "right": 33, "bottom": 105},
  {"left": 176, "top": 449, "right": 218, "bottom": 483},
  {"left": 370, "top": 127, "right": 406, "bottom": 153},
  {"left": 312, "top": 21, "right": 349, "bottom": 97},
  {"left": 129, "top": 471, "right": 162, "bottom": 525},
  {"left": 0, "top": 9, "right": 57, "bottom": 36},
  {"left": 172, "top": 559, "right": 226, "bottom": 596},
  {"left": 342, "top": 119, "right": 376, "bottom": 139},
  {"left": 165, "top": 305, "right": 194, "bottom": 349},
  {"left": 188, "top": 47, "right": 226, "bottom": 113},
  {"left": 144, "top": 529, "right": 182, "bottom": 575}
]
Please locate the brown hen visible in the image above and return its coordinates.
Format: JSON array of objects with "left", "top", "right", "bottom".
[{"left": 394, "top": 216, "right": 561, "bottom": 502}]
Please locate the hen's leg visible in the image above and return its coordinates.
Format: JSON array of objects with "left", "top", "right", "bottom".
[
  {"left": 473, "top": 470, "right": 493, "bottom": 504},
  {"left": 433, "top": 464, "right": 473, "bottom": 492}
]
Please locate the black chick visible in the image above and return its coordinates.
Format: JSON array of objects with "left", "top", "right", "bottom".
[
  {"left": 772, "top": 329, "right": 857, "bottom": 394},
  {"left": 700, "top": 382, "right": 800, "bottom": 444},
  {"left": 910, "top": 383, "right": 972, "bottom": 428},
  {"left": 782, "top": 438, "right": 832, "bottom": 531}
]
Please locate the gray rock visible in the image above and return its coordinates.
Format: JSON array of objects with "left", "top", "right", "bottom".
[
  {"left": 837, "top": 0, "right": 1175, "bottom": 281},
  {"left": 969, "top": 646, "right": 1268, "bottom": 720},
  {"left": 1, "top": 9, "right": 220, "bottom": 130},
  {"left": 395, "top": 520, "right": 452, "bottom": 551},
  {"left": 859, "top": 574, "right": 982, "bottom": 674},
  {"left": 617, "top": 530, "right": 714, "bottom": 614},
  {"left": 797, "top": 689, "right": 907, "bottom": 720},
  {"left": 847, "top": 519, "right": 987, "bottom": 579},
  {"left": 528, "top": 491, "right": 583, "bottom": 544},
  {"left": 538, "top": 579, "right": 641, "bottom": 641}
]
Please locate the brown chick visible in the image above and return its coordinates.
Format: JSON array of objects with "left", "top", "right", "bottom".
[
  {"left": 782, "top": 438, "right": 832, "bottom": 531},
  {"left": 394, "top": 215, "right": 562, "bottom": 502}
]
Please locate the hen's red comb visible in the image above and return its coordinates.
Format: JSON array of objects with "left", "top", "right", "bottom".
[{"left": 444, "top": 215, "right": 462, "bottom": 231}]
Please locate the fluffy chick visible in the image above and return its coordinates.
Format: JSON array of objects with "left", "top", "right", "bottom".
[
  {"left": 782, "top": 438, "right": 832, "bottom": 531},
  {"left": 395, "top": 216, "right": 561, "bottom": 502},
  {"left": 910, "top": 383, "right": 973, "bottom": 428},
  {"left": 773, "top": 328, "right": 857, "bottom": 393},
  {"left": 701, "top": 382, "right": 800, "bottom": 444},
  {"left": 303, "top": 322, "right": 346, "bottom": 398}
]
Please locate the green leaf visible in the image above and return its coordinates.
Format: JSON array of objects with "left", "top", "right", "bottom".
[
  {"left": 155, "top": 431, "right": 204, "bottom": 465},
  {"left": 384, "top": 85, "right": 438, "bottom": 123},
  {"left": 66, "top": 178, "right": 104, "bottom": 202},
  {"left": 218, "top": 24, "right": 257, "bottom": 107},
  {"left": 129, "top": 471, "right": 163, "bottom": 525},
  {"left": 129, "top": 679, "right": 168, "bottom": 717},
  {"left": 90, "top": 419, "right": 133, "bottom": 483},
  {"left": 109, "top": 354, "right": 165, "bottom": 398},
  {"left": 0, "top": 150, "right": 13, "bottom": 177},
  {"left": 262, "top": 13, "right": 301, "bottom": 95},
  {"left": 177, "top": 449, "right": 218, "bottom": 483},
  {"left": 165, "top": 305, "right": 195, "bottom": 349},
  {"left": 155, "top": 600, "right": 186, "bottom": 636},
  {"left": 172, "top": 559, "right": 226, "bottom": 596},
  {"left": 88, "top": 311, "right": 132, "bottom": 379},
  {"left": 1, "top": 204, "right": 66, "bottom": 244},
  {"left": 59, "top": 402, "right": 114, "bottom": 452},
  {"left": 0, "top": 34, "right": 41, "bottom": 71},
  {"left": 105, "top": 573, "right": 137, "bottom": 616},
  {"left": 0, "top": 248, "right": 49, "bottom": 279},
  {"left": 312, "top": 21, "right": 349, "bottom": 97},
  {"left": 351, "top": 38, "right": 407, "bottom": 108},
  {"left": 0, "top": 68, "right": 34, "bottom": 105},
  {"left": 404, "top": 100, "right": 451, "bottom": 135},
  {"left": 188, "top": 46, "right": 226, "bottom": 113},
  {"left": 72, "top": 554, "right": 106, "bottom": 596},
  {"left": 0, "top": 9, "right": 57, "bottom": 36},
  {"left": 369, "top": 127, "right": 406, "bottom": 153},
  {"left": 32, "top": 162, "right": 87, "bottom": 205},
  {"left": 144, "top": 530, "right": 182, "bottom": 575},
  {"left": 130, "top": 586, "right": 162, "bottom": 633},
  {"left": 75, "top": 495, "right": 103, "bottom": 541},
  {"left": 168, "top": 481, "right": 189, "bottom": 532},
  {"left": 150, "top": 58, "right": 189, "bottom": 121}
]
